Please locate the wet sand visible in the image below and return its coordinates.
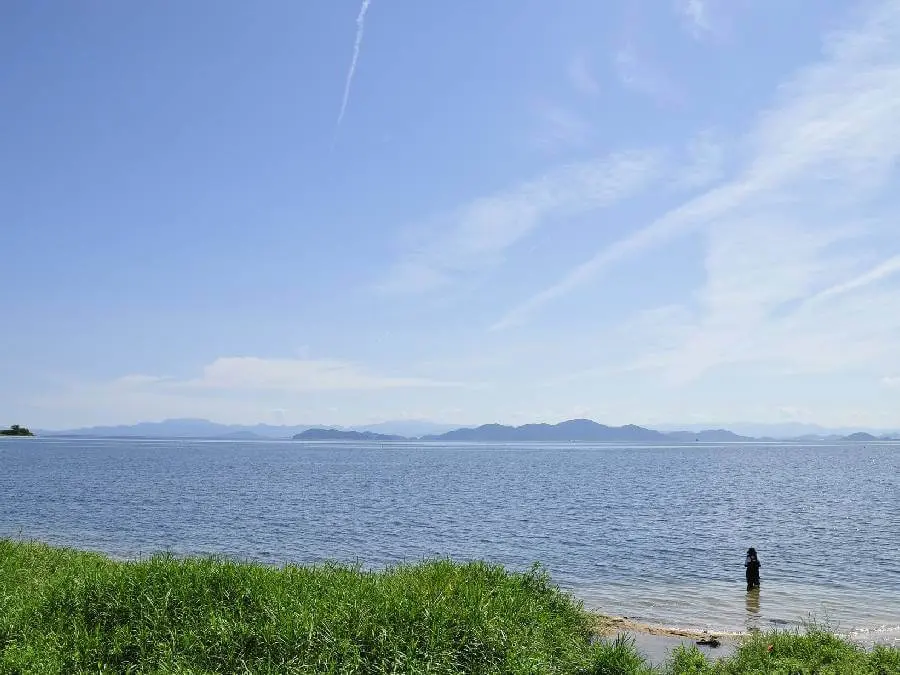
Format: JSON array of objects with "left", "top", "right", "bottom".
[
  {"left": 592, "top": 614, "right": 741, "bottom": 665},
  {"left": 627, "top": 631, "right": 739, "bottom": 664}
]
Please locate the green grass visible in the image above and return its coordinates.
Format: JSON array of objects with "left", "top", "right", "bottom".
[
  {"left": 666, "top": 628, "right": 900, "bottom": 674},
  {"left": 0, "top": 540, "right": 650, "bottom": 674},
  {"left": 1, "top": 540, "right": 897, "bottom": 674}
]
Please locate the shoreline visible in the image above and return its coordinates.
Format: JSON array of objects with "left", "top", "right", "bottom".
[
  {"left": 591, "top": 614, "right": 744, "bottom": 663},
  {"left": 6, "top": 534, "right": 897, "bottom": 647},
  {"left": 4, "top": 535, "right": 896, "bottom": 647},
  {"left": 591, "top": 613, "right": 743, "bottom": 640},
  {"left": 2, "top": 540, "right": 898, "bottom": 672},
  {"left": 589, "top": 612, "right": 900, "bottom": 664}
]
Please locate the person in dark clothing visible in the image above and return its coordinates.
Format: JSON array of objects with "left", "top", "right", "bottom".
[{"left": 745, "top": 547, "right": 761, "bottom": 591}]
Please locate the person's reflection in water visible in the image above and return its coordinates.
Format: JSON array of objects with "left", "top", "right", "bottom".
[{"left": 745, "top": 587, "right": 761, "bottom": 632}]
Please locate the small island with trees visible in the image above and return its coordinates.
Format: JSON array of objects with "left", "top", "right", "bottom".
[{"left": 1, "top": 424, "right": 34, "bottom": 436}]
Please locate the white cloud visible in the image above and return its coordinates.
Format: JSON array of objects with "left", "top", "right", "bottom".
[
  {"left": 675, "top": 0, "right": 746, "bottom": 42},
  {"left": 334, "top": 0, "right": 373, "bottom": 137},
  {"left": 112, "top": 374, "right": 170, "bottom": 387},
  {"left": 530, "top": 54, "right": 601, "bottom": 152},
  {"left": 807, "top": 254, "right": 900, "bottom": 305},
  {"left": 29, "top": 357, "right": 467, "bottom": 428},
  {"left": 490, "top": 186, "right": 735, "bottom": 329},
  {"left": 671, "top": 130, "right": 726, "bottom": 191},
  {"left": 378, "top": 149, "right": 664, "bottom": 294},
  {"left": 124, "top": 357, "right": 461, "bottom": 393},
  {"left": 677, "top": 0, "right": 713, "bottom": 38},
  {"left": 496, "top": 0, "right": 900, "bottom": 363},
  {"left": 675, "top": 0, "right": 713, "bottom": 39},
  {"left": 614, "top": 44, "right": 683, "bottom": 106},
  {"left": 642, "top": 222, "right": 867, "bottom": 383},
  {"left": 883, "top": 376, "right": 900, "bottom": 388},
  {"left": 190, "top": 357, "right": 456, "bottom": 391},
  {"left": 620, "top": 240, "right": 900, "bottom": 384},
  {"left": 532, "top": 103, "right": 593, "bottom": 152}
]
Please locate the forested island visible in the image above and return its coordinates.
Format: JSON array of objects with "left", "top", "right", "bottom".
[{"left": 0, "top": 425, "right": 33, "bottom": 436}]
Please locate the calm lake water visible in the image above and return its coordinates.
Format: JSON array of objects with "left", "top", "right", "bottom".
[{"left": 1, "top": 438, "right": 898, "bottom": 644}]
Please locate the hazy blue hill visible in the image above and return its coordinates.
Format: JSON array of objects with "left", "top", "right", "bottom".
[
  {"left": 48, "top": 418, "right": 221, "bottom": 437},
  {"left": 703, "top": 422, "right": 900, "bottom": 439},
  {"left": 350, "top": 420, "right": 463, "bottom": 437},
  {"left": 426, "top": 419, "right": 669, "bottom": 442},
  {"left": 426, "top": 423, "right": 527, "bottom": 442},
  {"left": 665, "top": 429, "right": 754, "bottom": 442},
  {"left": 47, "top": 418, "right": 461, "bottom": 439},
  {"left": 49, "top": 417, "right": 898, "bottom": 444},
  {"left": 293, "top": 429, "right": 405, "bottom": 442},
  {"left": 240, "top": 424, "right": 320, "bottom": 438},
  {"left": 47, "top": 419, "right": 319, "bottom": 439},
  {"left": 841, "top": 432, "right": 878, "bottom": 442}
]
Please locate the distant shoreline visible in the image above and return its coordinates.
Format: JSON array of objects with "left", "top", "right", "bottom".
[
  {"left": 29, "top": 434, "right": 900, "bottom": 444},
  {"left": 30, "top": 416, "right": 900, "bottom": 443}
]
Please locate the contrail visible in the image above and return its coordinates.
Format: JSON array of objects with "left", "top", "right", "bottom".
[{"left": 334, "top": 0, "right": 372, "bottom": 139}]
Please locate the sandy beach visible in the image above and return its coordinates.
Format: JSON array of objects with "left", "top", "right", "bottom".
[
  {"left": 592, "top": 612, "right": 900, "bottom": 664},
  {"left": 592, "top": 614, "right": 742, "bottom": 664}
]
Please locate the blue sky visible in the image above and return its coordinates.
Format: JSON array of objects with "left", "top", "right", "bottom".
[{"left": 3, "top": 0, "right": 900, "bottom": 429}]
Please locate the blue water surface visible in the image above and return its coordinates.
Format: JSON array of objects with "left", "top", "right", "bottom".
[{"left": 1, "top": 438, "right": 897, "bottom": 640}]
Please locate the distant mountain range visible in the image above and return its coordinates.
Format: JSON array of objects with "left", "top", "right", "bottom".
[
  {"left": 44, "top": 419, "right": 312, "bottom": 439},
  {"left": 294, "top": 420, "right": 896, "bottom": 443},
  {"left": 654, "top": 421, "right": 900, "bottom": 439},
  {"left": 43, "top": 418, "right": 461, "bottom": 439},
  {"left": 42, "top": 417, "right": 898, "bottom": 443},
  {"left": 421, "top": 420, "right": 674, "bottom": 442}
]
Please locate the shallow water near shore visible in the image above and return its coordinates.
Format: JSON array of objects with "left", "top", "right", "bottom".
[{"left": 1, "top": 437, "right": 897, "bottom": 645}]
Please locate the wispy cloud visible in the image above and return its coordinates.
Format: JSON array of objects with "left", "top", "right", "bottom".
[
  {"left": 378, "top": 150, "right": 664, "bottom": 294},
  {"left": 530, "top": 54, "right": 601, "bottom": 152},
  {"left": 677, "top": 0, "right": 713, "bottom": 39},
  {"left": 496, "top": 0, "right": 900, "bottom": 385},
  {"left": 491, "top": 182, "right": 742, "bottom": 329},
  {"left": 614, "top": 44, "right": 683, "bottom": 106},
  {"left": 670, "top": 130, "right": 726, "bottom": 191},
  {"left": 642, "top": 223, "right": 864, "bottom": 383},
  {"left": 532, "top": 103, "right": 593, "bottom": 152},
  {"left": 637, "top": 11, "right": 900, "bottom": 379},
  {"left": 676, "top": 0, "right": 742, "bottom": 42},
  {"left": 806, "top": 254, "right": 900, "bottom": 305},
  {"left": 32, "top": 357, "right": 470, "bottom": 428},
  {"left": 334, "top": 0, "right": 372, "bottom": 139},
  {"left": 157, "top": 356, "right": 460, "bottom": 392}
]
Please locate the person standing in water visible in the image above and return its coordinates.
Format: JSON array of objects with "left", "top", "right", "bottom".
[{"left": 745, "top": 547, "right": 761, "bottom": 591}]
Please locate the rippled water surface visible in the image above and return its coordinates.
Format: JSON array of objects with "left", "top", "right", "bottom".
[{"left": 2, "top": 438, "right": 898, "bottom": 643}]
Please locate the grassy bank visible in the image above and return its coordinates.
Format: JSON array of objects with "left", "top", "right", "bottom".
[
  {"left": 0, "top": 540, "right": 645, "bottom": 673},
  {"left": 668, "top": 630, "right": 899, "bottom": 674},
  {"left": 1, "top": 540, "right": 897, "bottom": 673}
]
